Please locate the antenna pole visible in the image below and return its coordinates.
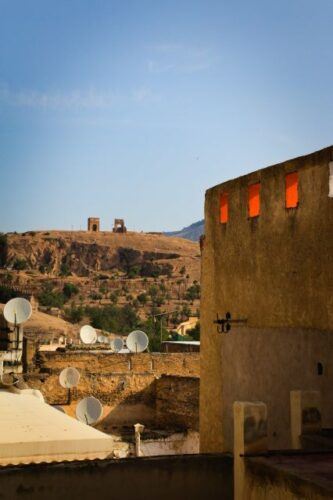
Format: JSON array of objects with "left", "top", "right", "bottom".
[{"left": 67, "top": 388, "right": 72, "bottom": 405}]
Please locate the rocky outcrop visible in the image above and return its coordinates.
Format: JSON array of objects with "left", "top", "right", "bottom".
[{"left": 5, "top": 230, "right": 200, "bottom": 278}]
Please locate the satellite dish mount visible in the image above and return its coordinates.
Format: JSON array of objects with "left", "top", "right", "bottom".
[{"left": 213, "top": 312, "right": 247, "bottom": 333}]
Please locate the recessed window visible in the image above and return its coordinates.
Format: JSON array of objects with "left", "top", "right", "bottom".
[
  {"left": 285, "top": 172, "right": 299, "bottom": 208},
  {"left": 248, "top": 183, "right": 260, "bottom": 218},
  {"left": 220, "top": 193, "right": 228, "bottom": 223}
]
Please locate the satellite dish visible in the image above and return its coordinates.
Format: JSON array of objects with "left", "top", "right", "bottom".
[
  {"left": 97, "top": 335, "right": 105, "bottom": 343},
  {"left": 59, "top": 367, "right": 80, "bottom": 389},
  {"left": 127, "top": 330, "right": 149, "bottom": 353},
  {"left": 4, "top": 298, "right": 32, "bottom": 325},
  {"left": 80, "top": 325, "right": 97, "bottom": 344},
  {"left": 0, "top": 372, "right": 20, "bottom": 387},
  {"left": 111, "top": 337, "right": 124, "bottom": 353},
  {"left": 76, "top": 396, "right": 103, "bottom": 425}
]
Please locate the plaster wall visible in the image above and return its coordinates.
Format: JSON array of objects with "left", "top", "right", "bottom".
[{"left": 200, "top": 147, "right": 333, "bottom": 452}]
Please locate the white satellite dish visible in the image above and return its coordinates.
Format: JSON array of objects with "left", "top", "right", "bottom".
[
  {"left": 76, "top": 396, "right": 103, "bottom": 425},
  {"left": 97, "top": 335, "right": 105, "bottom": 343},
  {"left": 59, "top": 367, "right": 80, "bottom": 389},
  {"left": 127, "top": 330, "right": 149, "bottom": 353},
  {"left": 111, "top": 337, "right": 124, "bottom": 353},
  {"left": 80, "top": 325, "right": 97, "bottom": 344},
  {"left": 4, "top": 298, "right": 32, "bottom": 325}
]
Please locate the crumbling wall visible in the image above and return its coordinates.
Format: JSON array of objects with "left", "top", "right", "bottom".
[
  {"left": 25, "top": 352, "right": 200, "bottom": 431},
  {"left": 156, "top": 375, "right": 199, "bottom": 430},
  {"left": 36, "top": 351, "right": 200, "bottom": 376}
]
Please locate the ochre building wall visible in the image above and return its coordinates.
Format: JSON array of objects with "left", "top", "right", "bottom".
[{"left": 200, "top": 146, "right": 333, "bottom": 452}]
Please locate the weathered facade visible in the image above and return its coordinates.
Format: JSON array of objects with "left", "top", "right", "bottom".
[
  {"left": 200, "top": 146, "right": 333, "bottom": 453},
  {"left": 25, "top": 351, "right": 200, "bottom": 432}
]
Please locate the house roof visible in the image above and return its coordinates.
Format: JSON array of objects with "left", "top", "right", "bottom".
[
  {"left": 0, "top": 388, "right": 113, "bottom": 466},
  {"left": 162, "top": 341, "right": 200, "bottom": 345}
]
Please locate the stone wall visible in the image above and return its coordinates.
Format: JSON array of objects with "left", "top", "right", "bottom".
[
  {"left": 37, "top": 351, "right": 199, "bottom": 376},
  {"left": 156, "top": 375, "right": 199, "bottom": 430},
  {"left": 26, "top": 351, "right": 200, "bottom": 431}
]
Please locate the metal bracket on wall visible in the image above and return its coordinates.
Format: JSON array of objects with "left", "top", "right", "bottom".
[{"left": 213, "top": 312, "right": 247, "bottom": 333}]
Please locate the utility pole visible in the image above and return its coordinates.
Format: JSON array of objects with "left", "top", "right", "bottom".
[{"left": 150, "top": 310, "right": 178, "bottom": 346}]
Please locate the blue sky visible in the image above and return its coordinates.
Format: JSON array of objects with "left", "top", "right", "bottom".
[{"left": 1, "top": 0, "right": 332, "bottom": 233}]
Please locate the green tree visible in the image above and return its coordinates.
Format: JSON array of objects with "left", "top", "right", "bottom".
[
  {"left": 143, "top": 316, "right": 169, "bottom": 352},
  {"left": 86, "top": 304, "right": 139, "bottom": 334},
  {"left": 60, "top": 262, "right": 71, "bottom": 277},
  {"left": 187, "top": 322, "right": 200, "bottom": 341},
  {"left": 185, "top": 283, "right": 201, "bottom": 304},
  {"left": 148, "top": 285, "right": 159, "bottom": 300}
]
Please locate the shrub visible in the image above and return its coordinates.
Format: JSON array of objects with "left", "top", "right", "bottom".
[
  {"left": 180, "top": 266, "right": 186, "bottom": 276},
  {"left": 38, "top": 289, "right": 65, "bottom": 308},
  {"left": 137, "top": 293, "right": 147, "bottom": 305},
  {"left": 64, "top": 304, "right": 84, "bottom": 323},
  {"left": 127, "top": 266, "right": 140, "bottom": 279},
  {"left": 110, "top": 292, "right": 119, "bottom": 304},
  {"left": 13, "top": 258, "right": 28, "bottom": 270},
  {"left": 63, "top": 283, "right": 79, "bottom": 300},
  {"left": 60, "top": 262, "right": 71, "bottom": 277},
  {"left": 0, "top": 285, "right": 17, "bottom": 303}
]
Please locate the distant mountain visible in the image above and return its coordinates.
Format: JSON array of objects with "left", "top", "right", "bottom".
[{"left": 165, "top": 220, "right": 204, "bottom": 242}]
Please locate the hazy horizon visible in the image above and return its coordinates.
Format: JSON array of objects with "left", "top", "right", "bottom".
[{"left": 1, "top": 0, "right": 333, "bottom": 233}]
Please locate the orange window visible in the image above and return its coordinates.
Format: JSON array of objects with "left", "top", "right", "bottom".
[
  {"left": 248, "top": 183, "right": 260, "bottom": 217},
  {"left": 285, "top": 172, "right": 299, "bottom": 208},
  {"left": 220, "top": 193, "right": 228, "bottom": 223}
]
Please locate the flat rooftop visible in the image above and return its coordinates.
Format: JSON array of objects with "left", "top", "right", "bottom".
[
  {"left": 247, "top": 451, "right": 333, "bottom": 498},
  {"left": 0, "top": 389, "right": 113, "bottom": 466}
]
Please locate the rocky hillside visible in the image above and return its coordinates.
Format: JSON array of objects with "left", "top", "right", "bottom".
[
  {"left": 0, "top": 231, "right": 201, "bottom": 337},
  {"left": 3, "top": 230, "right": 200, "bottom": 279}
]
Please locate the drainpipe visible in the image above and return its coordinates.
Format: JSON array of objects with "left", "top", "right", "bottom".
[{"left": 134, "top": 423, "right": 145, "bottom": 457}]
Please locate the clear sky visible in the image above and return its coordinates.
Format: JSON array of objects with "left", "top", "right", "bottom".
[{"left": 1, "top": 0, "right": 332, "bottom": 233}]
